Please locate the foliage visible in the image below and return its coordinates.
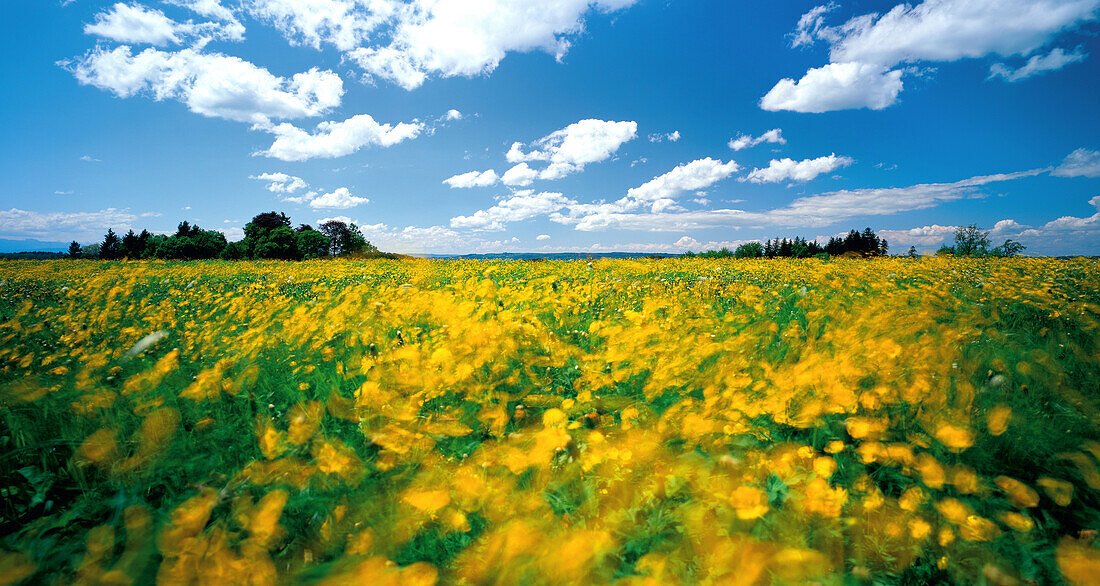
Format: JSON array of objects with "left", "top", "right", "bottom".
[
  {"left": 939, "top": 225, "right": 1027, "bottom": 258},
  {"left": 735, "top": 242, "right": 764, "bottom": 259},
  {"left": 0, "top": 257, "right": 1098, "bottom": 584}
]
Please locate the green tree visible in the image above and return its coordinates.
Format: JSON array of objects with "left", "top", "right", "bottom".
[
  {"left": 319, "top": 220, "right": 375, "bottom": 256},
  {"left": 952, "top": 224, "right": 992, "bottom": 257},
  {"left": 244, "top": 212, "right": 292, "bottom": 258},
  {"left": 101, "top": 229, "right": 123, "bottom": 260},
  {"left": 220, "top": 241, "right": 247, "bottom": 260},
  {"left": 734, "top": 242, "right": 764, "bottom": 258},
  {"left": 296, "top": 228, "right": 331, "bottom": 259},
  {"left": 253, "top": 226, "right": 301, "bottom": 260},
  {"left": 67, "top": 241, "right": 82, "bottom": 258},
  {"left": 907, "top": 246, "right": 919, "bottom": 258},
  {"left": 991, "top": 239, "right": 1026, "bottom": 257},
  {"left": 81, "top": 243, "right": 101, "bottom": 258}
]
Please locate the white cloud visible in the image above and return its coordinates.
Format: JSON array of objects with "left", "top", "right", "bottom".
[
  {"left": 989, "top": 46, "right": 1087, "bottom": 81},
  {"left": 777, "top": 1, "right": 1099, "bottom": 114},
  {"left": 877, "top": 224, "right": 959, "bottom": 246},
  {"left": 170, "top": 0, "right": 239, "bottom": 23},
  {"left": 64, "top": 46, "right": 343, "bottom": 124},
  {"left": 309, "top": 187, "right": 369, "bottom": 209},
  {"left": 85, "top": 3, "right": 181, "bottom": 45},
  {"left": 257, "top": 114, "right": 423, "bottom": 161},
  {"left": 728, "top": 128, "right": 785, "bottom": 151},
  {"left": 815, "top": 0, "right": 1100, "bottom": 68},
  {"left": 648, "top": 130, "right": 680, "bottom": 143},
  {"left": 249, "top": 0, "right": 390, "bottom": 51},
  {"left": 553, "top": 167, "right": 1046, "bottom": 232},
  {"left": 744, "top": 154, "right": 854, "bottom": 184},
  {"left": 792, "top": 3, "right": 838, "bottom": 48},
  {"left": 80, "top": 155, "right": 101, "bottom": 162},
  {"left": 505, "top": 119, "right": 638, "bottom": 180},
  {"left": 54, "top": 190, "right": 74, "bottom": 195},
  {"left": 0, "top": 207, "right": 137, "bottom": 239},
  {"left": 443, "top": 109, "right": 462, "bottom": 121},
  {"left": 627, "top": 158, "right": 740, "bottom": 204},
  {"left": 536, "top": 234, "right": 550, "bottom": 240},
  {"left": 450, "top": 191, "right": 574, "bottom": 231},
  {"left": 443, "top": 169, "right": 499, "bottom": 188},
  {"left": 342, "top": 0, "right": 640, "bottom": 89},
  {"left": 86, "top": 2, "right": 245, "bottom": 47},
  {"left": 1044, "top": 195, "right": 1100, "bottom": 231},
  {"left": 761, "top": 61, "right": 904, "bottom": 113},
  {"left": 992, "top": 219, "right": 1028, "bottom": 234},
  {"left": 1053, "top": 148, "right": 1100, "bottom": 178},
  {"left": 501, "top": 163, "right": 540, "bottom": 187},
  {"left": 250, "top": 172, "right": 308, "bottom": 193}
]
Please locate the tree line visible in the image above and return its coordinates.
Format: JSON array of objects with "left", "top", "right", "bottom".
[
  {"left": 684, "top": 225, "right": 1025, "bottom": 259},
  {"left": 66, "top": 212, "right": 393, "bottom": 261},
  {"left": 685, "top": 228, "right": 890, "bottom": 259}
]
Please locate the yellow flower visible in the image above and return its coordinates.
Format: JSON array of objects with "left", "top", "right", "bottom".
[
  {"left": 935, "top": 498, "right": 971, "bottom": 524},
  {"left": 960, "top": 515, "right": 1001, "bottom": 541},
  {"left": 1037, "top": 477, "right": 1074, "bottom": 506},
  {"left": 987, "top": 405, "right": 1011, "bottom": 436},
  {"left": 909, "top": 517, "right": 932, "bottom": 540},
  {"left": 403, "top": 489, "right": 451, "bottom": 514},
  {"left": 917, "top": 454, "right": 945, "bottom": 489},
  {"left": 899, "top": 487, "right": 925, "bottom": 512},
  {"left": 935, "top": 424, "right": 974, "bottom": 452},
  {"left": 998, "top": 511, "right": 1034, "bottom": 533},
  {"left": 1057, "top": 537, "right": 1100, "bottom": 585},
  {"left": 995, "top": 476, "right": 1039, "bottom": 508},
  {"left": 729, "top": 486, "right": 770, "bottom": 520},
  {"left": 951, "top": 465, "right": 981, "bottom": 494},
  {"left": 824, "top": 440, "right": 845, "bottom": 454}
]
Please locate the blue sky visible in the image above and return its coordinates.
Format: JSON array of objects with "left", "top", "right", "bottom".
[{"left": 2, "top": 0, "right": 1099, "bottom": 255}]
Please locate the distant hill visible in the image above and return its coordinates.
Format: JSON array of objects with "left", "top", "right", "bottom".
[
  {"left": 421, "top": 252, "right": 679, "bottom": 260},
  {"left": 0, "top": 238, "right": 71, "bottom": 253}
]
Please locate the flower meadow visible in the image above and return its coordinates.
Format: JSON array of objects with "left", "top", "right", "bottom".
[{"left": 1, "top": 257, "right": 1099, "bottom": 585}]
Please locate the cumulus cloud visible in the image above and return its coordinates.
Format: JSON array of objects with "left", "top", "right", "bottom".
[
  {"left": 250, "top": 172, "right": 307, "bottom": 193},
  {"left": 536, "top": 234, "right": 550, "bottom": 240},
  {"left": 1052, "top": 148, "right": 1100, "bottom": 178},
  {"left": 443, "top": 169, "right": 499, "bottom": 188},
  {"left": 450, "top": 190, "right": 574, "bottom": 231},
  {"left": 64, "top": 46, "right": 343, "bottom": 124},
  {"left": 814, "top": 0, "right": 1100, "bottom": 67},
  {"left": 1043, "top": 195, "right": 1100, "bottom": 231},
  {"left": 877, "top": 224, "right": 960, "bottom": 246},
  {"left": 728, "top": 128, "right": 785, "bottom": 151},
  {"left": 256, "top": 114, "right": 423, "bottom": 161},
  {"left": 744, "top": 154, "right": 854, "bottom": 184},
  {"left": 85, "top": 3, "right": 181, "bottom": 45},
  {"left": 341, "top": 0, "right": 640, "bottom": 89},
  {"left": 501, "top": 163, "right": 540, "bottom": 187},
  {"left": 85, "top": 2, "right": 245, "bottom": 47},
  {"left": 309, "top": 187, "right": 369, "bottom": 209},
  {"left": 773, "top": 0, "right": 1099, "bottom": 113},
  {"left": 246, "top": 0, "right": 639, "bottom": 90},
  {"left": 248, "top": 0, "right": 389, "bottom": 51},
  {"left": 505, "top": 119, "right": 638, "bottom": 180},
  {"left": 989, "top": 46, "right": 1087, "bottom": 81},
  {"left": 627, "top": 158, "right": 740, "bottom": 204},
  {"left": 761, "top": 62, "right": 904, "bottom": 113}
]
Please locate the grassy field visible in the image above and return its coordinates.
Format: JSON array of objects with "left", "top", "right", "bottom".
[{"left": 1, "top": 257, "right": 1098, "bottom": 584}]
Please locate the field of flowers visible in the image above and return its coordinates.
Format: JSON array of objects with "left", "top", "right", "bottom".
[{"left": 0, "top": 257, "right": 1098, "bottom": 584}]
